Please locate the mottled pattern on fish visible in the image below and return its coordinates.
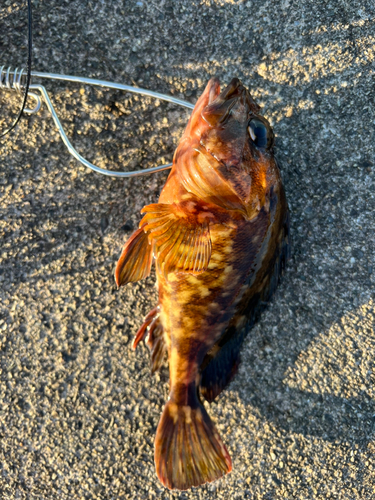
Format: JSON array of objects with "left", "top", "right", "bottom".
[{"left": 116, "top": 77, "right": 289, "bottom": 491}]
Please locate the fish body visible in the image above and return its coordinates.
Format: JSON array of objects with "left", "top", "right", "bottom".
[{"left": 116, "top": 78, "right": 290, "bottom": 490}]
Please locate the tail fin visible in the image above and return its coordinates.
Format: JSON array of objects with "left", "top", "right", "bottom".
[{"left": 154, "top": 399, "right": 232, "bottom": 490}]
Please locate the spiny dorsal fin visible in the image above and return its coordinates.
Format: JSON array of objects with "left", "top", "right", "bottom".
[{"left": 140, "top": 203, "right": 212, "bottom": 277}]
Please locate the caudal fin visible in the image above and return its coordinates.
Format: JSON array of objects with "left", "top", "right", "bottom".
[{"left": 154, "top": 399, "right": 232, "bottom": 490}]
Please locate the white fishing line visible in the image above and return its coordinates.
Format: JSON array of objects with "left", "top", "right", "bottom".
[{"left": 0, "top": 1, "right": 194, "bottom": 177}]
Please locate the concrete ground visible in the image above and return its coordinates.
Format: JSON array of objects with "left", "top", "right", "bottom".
[{"left": 1, "top": 0, "right": 375, "bottom": 498}]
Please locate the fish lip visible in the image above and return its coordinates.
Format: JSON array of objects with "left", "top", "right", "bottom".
[
  {"left": 208, "top": 77, "right": 221, "bottom": 104},
  {"left": 201, "top": 78, "right": 251, "bottom": 128},
  {"left": 198, "top": 139, "right": 224, "bottom": 166},
  {"left": 213, "top": 78, "right": 248, "bottom": 106},
  {"left": 206, "top": 78, "right": 262, "bottom": 118},
  {"left": 217, "top": 77, "right": 243, "bottom": 101}
]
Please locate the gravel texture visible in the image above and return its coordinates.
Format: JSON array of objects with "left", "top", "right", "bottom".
[{"left": 1, "top": 0, "right": 375, "bottom": 498}]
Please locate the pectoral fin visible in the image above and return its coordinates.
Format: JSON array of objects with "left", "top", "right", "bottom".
[
  {"left": 140, "top": 203, "right": 212, "bottom": 277},
  {"left": 115, "top": 226, "right": 153, "bottom": 286}
]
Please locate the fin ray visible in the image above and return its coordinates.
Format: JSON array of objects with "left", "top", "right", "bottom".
[
  {"left": 140, "top": 203, "right": 211, "bottom": 277},
  {"left": 115, "top": 227, "right": 153, "bottom": 286},
  {"left": 155, "top": 399, "right": 231, "bottom": 490},
  {"left": 133, "top": 307, "right": 166, "bottom": 372}
]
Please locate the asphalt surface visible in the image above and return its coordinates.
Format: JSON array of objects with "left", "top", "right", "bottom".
[{"left": 1, "top": 0, "right": 375, "bottom": 498}]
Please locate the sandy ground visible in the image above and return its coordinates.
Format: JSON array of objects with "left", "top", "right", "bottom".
[{"left": 1, "top": 0, "right": 375, "bottom": 498}]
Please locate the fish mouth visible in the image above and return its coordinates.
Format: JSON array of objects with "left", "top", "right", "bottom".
[
  {"left": 207, "top": 77, "right": 221, "bottom": 104},
  {"left": 216, "top": 78, "right": 243, "bottom": 100},
  {"left": 202, "top": 78, "right": 261, "bottom": 127},
  {"left": 207, "top": 77, "right": 244, "bottom": 104},
  {"left": 211, "top": 78, "right": 247, "bottom": 106}
]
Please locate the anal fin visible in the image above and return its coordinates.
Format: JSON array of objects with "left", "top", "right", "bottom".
[
  {"left": 200, "top": 326, "right": 244, "bottom": 403},
  {"left": 133, "top": 306, "right": 166, "bottom": 373}
]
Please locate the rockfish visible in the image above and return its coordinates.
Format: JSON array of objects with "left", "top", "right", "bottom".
[{"left": 115, "top": 78, "right": 290, "bottom": 490}]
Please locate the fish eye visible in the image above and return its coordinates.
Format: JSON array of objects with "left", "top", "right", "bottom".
[{"left": 248, "top": 118, "right": 271, "bottom": 149}]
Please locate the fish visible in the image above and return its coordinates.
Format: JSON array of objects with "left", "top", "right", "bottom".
[{"left": 115, "top": 77, "right": 290, "bottom": 490}]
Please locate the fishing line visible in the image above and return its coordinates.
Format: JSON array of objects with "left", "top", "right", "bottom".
[
  {"left": 0, "top": 2, "right": 194, "bottom": 176},
  {"left": 0, "top": 0, "right": 32, "bottom": 138}
]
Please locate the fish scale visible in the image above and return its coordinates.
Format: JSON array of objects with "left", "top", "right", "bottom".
[{"left": 116, "top": 77, "right": 289, "bottom": 490}]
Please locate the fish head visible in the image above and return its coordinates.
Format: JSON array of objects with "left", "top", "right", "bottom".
[
  {"left": 201, "top": 77, "right": 273, "bottom": 165},
  {"left": 176, "top": 78, "right": 279, "bottom": 220}
]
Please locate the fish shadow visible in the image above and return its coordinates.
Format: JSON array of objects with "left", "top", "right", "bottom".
[
  {"left": 222, "top": 212, "right": 375, "bottom": 447},
  {"left": 233, "top": 344, "right": 375, "bottom": 446},
  {"left": 223, "top": 99, "right": 375, "bottom": 447}
]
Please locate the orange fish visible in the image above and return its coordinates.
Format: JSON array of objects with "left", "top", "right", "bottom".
[{"left": 115, "top": 78, "right": 290, "bottom": 490}]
